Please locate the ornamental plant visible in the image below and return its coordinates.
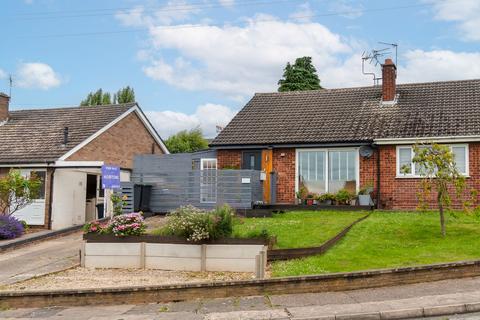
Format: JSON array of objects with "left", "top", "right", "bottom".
[
  {"left": 412, "top": 143, "right": 474, "bottom": 237},
  {"left": 110, "top": 212, "right": 146, "bottom": 237},
  {"left": 0, "top": 169, "right": 41, "bottom": 216},
  {"left": 164, "top": 205, "right": 235, "bottom": 242},
  {"left": 111, "top": 193, "right": 128, "bottom": 216},
  {"left": 83, "top": 220, "right": 110, "bottom": 234},
  {"left": 0, "top": 215, "right": 24, "bottom": 239}
]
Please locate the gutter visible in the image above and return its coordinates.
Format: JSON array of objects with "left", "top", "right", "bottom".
[{"left": 210, "top": 141, "right": 372, "bottom": 150}]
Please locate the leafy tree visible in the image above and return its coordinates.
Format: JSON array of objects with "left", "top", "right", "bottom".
[
  {"left": 80, "top": 89, "right": 112, "bottom": 106},
  {"left": 0, "top": 170, "right": 41, "bottom": 216},
  {"left": 114, "top": 86, "right": 135, "bottom": 104},
  {"left": 165, "top": 128, "right": 209, "bottom": 154},
  {"left": 278, "top": 56, "right": 322, "bottom": 92},
  {"left": 410, "top": 143, "right": 474, "bottom": 237},
  {"left": 80, "top": 86, "right": 135, "bottom": 106}
]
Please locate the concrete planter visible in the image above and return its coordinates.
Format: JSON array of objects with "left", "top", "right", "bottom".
[{"left": 81, "top": 235, "right": 268, "bottom": 276}]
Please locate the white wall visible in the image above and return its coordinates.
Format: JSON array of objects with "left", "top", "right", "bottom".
[{"left": 51, "top": 169, "right": 87, "bottom": 230}]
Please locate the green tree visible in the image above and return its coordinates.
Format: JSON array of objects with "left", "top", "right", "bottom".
[
  {"left": 278, "top": 56, "right": 322, "bottom": 92},
  {"left": 80, "top": 89, "right": 112, "bottom": 106},
  {"left": 410, "top": 143, "right": 474, "bottom": 237},
  {"left": 0, "top": 170, "right": 41, "bottom": 216},
  {"left": 114, "top": 86, "right": 135, "bottom": 104},
  {"left": 165, "top": 128, "right": 209, "bottom": 154}
]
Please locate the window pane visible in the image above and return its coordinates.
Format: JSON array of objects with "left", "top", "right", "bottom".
[
  {"left": 398, "top": 148, "right": 412, "bottom": 175},
  {"left": 328, "top": 150, "right": 357, "bottom": 194},
  {"left": 31, "top": 171, "right": 46, "bottom": 200},
  {"left": 452, "top": 146, "right": 467, "bottom": 174},
  {"left": 298, "top": 151, "right": 326, "bottom": 194}
]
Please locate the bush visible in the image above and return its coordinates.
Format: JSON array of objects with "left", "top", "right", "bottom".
[
  {"left": 164, "top": 205, "right": 235, "bottom": 242},
  {"left": 110, "top": 213, "right": 146, "bottom": 237},
  {"left": 0, "top": 215, "right": 24, "bottom": 239},
  {"left": 83, "top": 220, "right": 110, "bottom": 234},
  {"left": 336, "top": 189, "right": 355, "bottom": 205}
]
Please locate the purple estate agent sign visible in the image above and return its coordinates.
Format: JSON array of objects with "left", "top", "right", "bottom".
[{"left": 101, "top": 165, "right": 121, "bottom": 189}]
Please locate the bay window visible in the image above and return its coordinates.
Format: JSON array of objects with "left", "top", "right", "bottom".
[
  {"left": 297, "top": 149, "right": 358, "bottom": 195},
  {"left": 396, "top": 144, "right": 468, "bottom": 177}
]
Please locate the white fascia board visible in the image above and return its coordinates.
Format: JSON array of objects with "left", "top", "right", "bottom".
[
  {"left": 54, "top": 161, "right": 104, "bottom": 167},
  {"left": 374, "top": 136, "right": 480, "bottom": 145},
  {"left": 58, "top": 104, "right": 169, "bottom": 161},
  {"left": 133, "top": 105, "right": 170, "bottom": 154}
]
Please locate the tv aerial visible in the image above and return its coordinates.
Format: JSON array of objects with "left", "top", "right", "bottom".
[{"left": 362, "top": 42, "right": 398, "bottom": 86}]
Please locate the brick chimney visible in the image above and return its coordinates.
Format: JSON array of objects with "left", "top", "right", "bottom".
[
  {"left": 382, "top": 58, "right": 397, "bottom": 102},
  {"left": 0, "top": 93, "right": 9, "bottom": 123}
]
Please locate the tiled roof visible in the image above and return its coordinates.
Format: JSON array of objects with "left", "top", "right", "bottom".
[
  {"left": 211, "top": 79, "right": 480, "bottom": 146},
  {"left": 0, "top": 103, "right": 135, "bottom": 163}
]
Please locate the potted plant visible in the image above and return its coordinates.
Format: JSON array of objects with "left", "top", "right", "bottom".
[
  {"left": 358, "top": 184, "right": 374, "bottom": 206},
  {"left": 335, "top": 189, "right": 354, "bottom": 205},
  {"left": 306, "top": 193, "right": 315, "bottom": 205},
  {"left": 296, "top": 185, "right": 308, "bottom": 205},
  {"left": 318, "top": 193, "right": 335, "bottom": 205}
]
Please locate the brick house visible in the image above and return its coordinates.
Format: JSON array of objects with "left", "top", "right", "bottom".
[
  {"left": 0, "top": 94, "right": 168, "bottom": 229},
  {"left": 210, "top": 59, "right": 480, "bottom": 209}
]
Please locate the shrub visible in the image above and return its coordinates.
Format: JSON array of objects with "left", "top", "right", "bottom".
[
  {"left": 110, "top": 213, "right": 146, "bottom": 237},
  {"left": 0, "top": 215, "right": 24, "bottom": 239},
  {"left": 83, "top": 220, "right": 110, "bottom": 234},
  {"left": 335, "top": 189, "right": 355, "bottom": 205},
  {"left": 164, "top": 205, "right": 235, "bottom": 242}
]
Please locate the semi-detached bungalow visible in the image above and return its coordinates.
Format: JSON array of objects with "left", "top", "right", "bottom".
[
  {"left": 0, "top": 94, "right": 168, "bottom": 229},
  {"left": 210, "top": 59, "right": 480, "bottom": 209}
]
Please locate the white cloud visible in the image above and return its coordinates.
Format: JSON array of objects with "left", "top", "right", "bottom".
[
  {"left": 289, "top": 3, "right": 314, "bottom": 23},
  {"left": 0, "top": 69, "right": 6, "bottom": 79},
  {"left": 427, "top": 0, "right": 480, "bottom": 41},
  {"left": 116, "top": 1, "right": 199, "bottom": 27},
  {"left": 140, "top": 15, "right": 360, "bottom": 98},
  {"left": 218, "top": 0, "right": 235, "bottom": 7},
  {"left": 16, "top": 62, "right": 62, "bottom": 90},
  {"left": 398, "top": 49, "right": 480, "bottom": 83},
  {"left": 146, "top": 103, "right": 237, "bottom": 138}
]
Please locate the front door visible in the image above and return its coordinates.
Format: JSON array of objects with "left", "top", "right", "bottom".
[
  {"left": 13, "top": 169, "right": 47, "bottom": 225},
  {"left": 242, "top": 151, "right": 262, "bottom": 170}
]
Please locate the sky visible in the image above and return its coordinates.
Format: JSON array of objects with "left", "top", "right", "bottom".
[{"left": 1, "top": 0, "right": 480, "bottom": 138}]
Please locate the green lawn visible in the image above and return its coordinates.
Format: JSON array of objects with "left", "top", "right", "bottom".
[
  {"left": 232, "top": 211, "right": 366, "bottom": 249},
  {"left": 272, "top": 211, "right": 480, "bottom": 277}
]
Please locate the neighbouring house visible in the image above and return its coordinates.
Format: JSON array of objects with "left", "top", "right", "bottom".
[
  {"left": 210, "top": 58, "right": 480, "bottom": 209},
  {"left": 0, "top": 93, "right": 168, "bottom": 229}
]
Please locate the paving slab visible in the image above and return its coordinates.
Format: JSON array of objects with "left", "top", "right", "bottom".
[{"left": 204, "top": 308, "right": 289, "bottom": 320}]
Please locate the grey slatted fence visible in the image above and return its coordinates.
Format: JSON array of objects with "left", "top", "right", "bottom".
[
  {"left": 131, "top": 170, "right": 262, "bottom": 213},
  {"left": 118, "top": 182, "right": 134, "bottom": 213}
]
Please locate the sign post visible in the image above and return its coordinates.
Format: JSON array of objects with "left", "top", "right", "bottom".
[{"left": 101, "top": 165, "right": 121, "bottom": 217}]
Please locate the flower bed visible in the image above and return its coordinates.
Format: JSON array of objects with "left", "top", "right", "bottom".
[{"left": 81, "top": 206, "right": 268, "bottom": 275}]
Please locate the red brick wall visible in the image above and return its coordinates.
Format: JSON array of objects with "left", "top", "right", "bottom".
[
  {"left": 67, "top": 112, "right": 164, "bottom": 169},
  {"left": 217, "top": 144, "right": 480, "bottom": 209},
  {"left": 273, "top": 148, "right": 296, "bottom": 203},
  {"left": 217, "top": 150, "right": 242, "bottom": 169},
  {"left": 378, "top": 144, "right": 480, "bottom": 210}
]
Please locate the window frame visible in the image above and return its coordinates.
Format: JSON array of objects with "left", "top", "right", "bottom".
[
  {"left": 395, "top": 144, "right": 469, "bottom": 178},
  {"left": 295, "top": 148, "right": 360, "bottom": 195}
]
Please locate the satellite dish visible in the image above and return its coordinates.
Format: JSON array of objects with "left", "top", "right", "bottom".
[{"left": 359, "top": 146, "right": 373, "bottom": 158}]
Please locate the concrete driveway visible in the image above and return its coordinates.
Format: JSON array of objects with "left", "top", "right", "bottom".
[{"left": 0, "top": 232, "right": 81, "bottom": 286}]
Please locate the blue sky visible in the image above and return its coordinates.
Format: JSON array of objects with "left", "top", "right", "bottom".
[{"left": 1, "top": 0, "right": 480, "bottom": 137}]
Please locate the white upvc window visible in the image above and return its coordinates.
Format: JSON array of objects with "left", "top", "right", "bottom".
[
  {"left": 396, "top": 144, "right": 469, "bottom": 177},
  {"left": 296, "top": 148, "right": 359, "bottom": 195}
]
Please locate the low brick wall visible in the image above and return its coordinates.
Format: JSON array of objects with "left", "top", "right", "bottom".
[{"left": 2, "top": 260, "right": 480, "bottom": 309}]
